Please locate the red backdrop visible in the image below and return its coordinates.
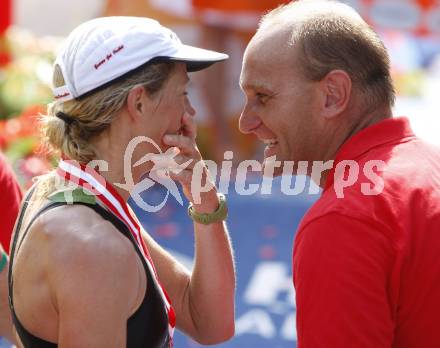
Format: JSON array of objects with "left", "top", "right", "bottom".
[{"left": 192, "top": 0, "right": 288, "bottom": 12}]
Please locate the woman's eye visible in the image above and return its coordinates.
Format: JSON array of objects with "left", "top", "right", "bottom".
[{"left": 256, "top": 93, "right": 268, "bottom": 103}]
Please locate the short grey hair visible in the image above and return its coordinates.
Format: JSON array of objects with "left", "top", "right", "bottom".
[{"left": 259, "top": 0, "right": 395, "bottom": 111}]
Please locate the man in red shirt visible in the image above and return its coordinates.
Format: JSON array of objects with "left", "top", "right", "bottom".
[
  {"left": 0, "top": 153, "right": 22, "bottom": 252},
  {"left": 239, "top": 0, "right": 440, "bottom": 347}
]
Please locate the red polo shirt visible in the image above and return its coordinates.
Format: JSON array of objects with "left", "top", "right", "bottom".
[
  {"left": 293, "top": 117, "right": 440, "bottom": 348},
  {"left": 0, "top": 154, "right": 22, "bottom": 253}
]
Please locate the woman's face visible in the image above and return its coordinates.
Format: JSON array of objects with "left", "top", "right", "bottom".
[
  {"left": 145, "top": 63, "right": 195, "bottom": 150},
  {"left": 129, "top": 63, "right": 195, "bottom": 182}
]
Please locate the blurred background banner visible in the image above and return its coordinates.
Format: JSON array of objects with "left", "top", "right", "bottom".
[
  {"left": 0, "top": 0, "right": 440, "bottom": 347},
  {"left": 345, "top": 0, "right": 440, "bottom": 36},
  {"left": 105, "top": 0, "right": 440, "bottom": 34}
]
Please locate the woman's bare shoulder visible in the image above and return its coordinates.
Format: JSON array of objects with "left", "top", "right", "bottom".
[
  {"left": 36, "top": 204, "right": 135, "bottom": 266},
  {"left": 35, "top": 204, "right": 142, "bottom": 312}
]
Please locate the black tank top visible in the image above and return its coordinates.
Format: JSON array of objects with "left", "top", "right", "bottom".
[{"left": 8, "top": 188, "right": 172, "bottom": 348}]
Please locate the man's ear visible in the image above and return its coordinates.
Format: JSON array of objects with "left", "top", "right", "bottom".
[
  {"left": 318, "top": 70, "right": 352, "bottom": 119},
  {"left": 126, "top": 85, "right": 149, "bottom": 122}
]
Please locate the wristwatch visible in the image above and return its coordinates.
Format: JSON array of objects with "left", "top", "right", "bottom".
[{"left": 187, "top": 193, "right": 228, "bottom": 225}]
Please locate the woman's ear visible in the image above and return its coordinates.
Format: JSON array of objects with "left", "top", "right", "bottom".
[
  {"left": 126, "top": 85, "right": 149, "bottom": 122},
  {"left": 319, "top": 70, "right": 352, "bottom": 119}
]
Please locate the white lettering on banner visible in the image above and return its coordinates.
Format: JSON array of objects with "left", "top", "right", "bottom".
[
  {"left": 237, "top": 262, "right": 297, "bottom": 341},
  {"left": 235, "top": 309, "right": 277, "bottom": 339},
  {"left": 169, "top": 254, "right": 298, "bottom": 342},
  {"left": 281, "top": 313, "right": 297, "bottom": 341},
  {"left": 235, "top": 309, "right": 297, "bottom": 341},
  {"left": 370, "top": 1, "right": 421, "bottom": 30},
  {"left": 244, "top": 262, "right": 295, "bottom": 308}
]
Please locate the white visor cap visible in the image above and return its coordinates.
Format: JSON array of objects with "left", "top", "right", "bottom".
[{"left": 53, "top": 16, "right": 229, "bottom": 102}]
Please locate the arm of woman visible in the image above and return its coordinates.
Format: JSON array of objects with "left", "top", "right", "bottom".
[
  {"left": 140, "top": 113, "right": 235, "bottom": 345},
  {"left": 47, "top": 211, "right": 145, "bottom": 348},
  {"left": 141, "top": 216, "right": 235, "bottom": 345},
  {"left": 141, "top": 217, "right": 235, "bottom": 345}
]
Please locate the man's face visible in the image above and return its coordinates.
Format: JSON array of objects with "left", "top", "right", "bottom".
[{"left": 239, "top": 31, "right": 321, "bottom": 176}]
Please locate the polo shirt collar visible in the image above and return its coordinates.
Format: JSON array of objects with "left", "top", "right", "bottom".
[{"left": 324, "top": 117, "right": 416, "bottom": 191}]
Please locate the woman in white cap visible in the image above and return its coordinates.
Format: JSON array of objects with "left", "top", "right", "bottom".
[{"left": 8, "top": 17, "right": 235, "bottom": 348}]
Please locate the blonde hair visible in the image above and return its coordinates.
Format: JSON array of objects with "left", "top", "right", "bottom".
[
  {"left": 42, "top": 62, "right": 175, "bottom": 163},
  {"left": 31, "top": 61, "right": 175, "bottom": 206}
]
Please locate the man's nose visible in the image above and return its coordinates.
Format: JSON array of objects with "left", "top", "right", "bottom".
[{"left": 239, "top": 104, "right": 261, "bottom": 134}]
